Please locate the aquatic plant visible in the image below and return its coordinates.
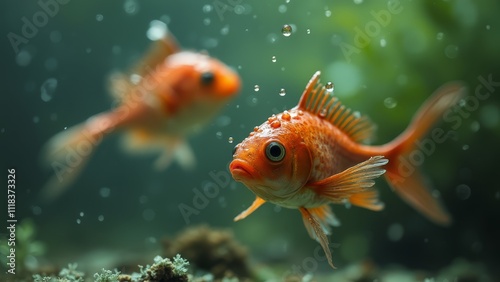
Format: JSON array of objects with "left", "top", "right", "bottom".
[
  {"left": 94, "top": 268, "right": 121, "bottom": 282},
  {"left": 33, "top": 263, "right": 84, "bottom": 282}
]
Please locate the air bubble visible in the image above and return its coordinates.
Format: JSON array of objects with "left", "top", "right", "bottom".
[
  {"left": 445, "top": 44, "right": 459, "bottom": 59},
  {"left": 216, "top": 131, "right": 223, "bottom": 139},
  {"left": 16, "top": 50, "right": 32, "bottom": 67},
  {"left": 384, "top": 97, "right": 397, "bottom": 109},
  {"left": 380, "top": 38, "right": 387, "bottom": 47},
  {"left": 306, "top": 29, "right": 311, "bottom": 34},
  {"left": 281, "top": 24, "right": 292, "bottom": 37},
  {"left": 99, "top": 187, "right": 111, "bottom": 198},
  {"left": 456, "top": 184, "right": 471, "bottom": 200},
  {"left": 279, "top": 88, "right": 286, "bottom": 96},
  {"left": 228, "top": 137, "right": 234, "bottom": 144},
  {"left": 254, "top": 85, "right": 260, "bottom": 92},
  {"left": 325, "top": 10, "right": 332, "bottom": 17},
  {"left": 436, "top": 32, "right": 444, "bottom": 40},
  {"left": 202, "top": 4, "right": 213, "bottom": 13},
  {"left": 271, "top": 55, "right": 277, "bottom": 63},
  {"left": 40, "top": 78, "right": 58, "bottom": 102},
  {"left": 325, "top": 82, "right": 334, "bottom": 93},
  {"left": 387, "top": 223, "right": 404, "bottom": 241},
  {"left": 147, "top": 20, "right": 167, "bottom": 41},
  {"left": 96, "top": 14, "right": 104, "bottom": 21},
  {"left": 123, "top": 0, "right": 139, "bottom": 15},
  {"left": 98, "top": 215, "right": 104, "bottom": 222}
]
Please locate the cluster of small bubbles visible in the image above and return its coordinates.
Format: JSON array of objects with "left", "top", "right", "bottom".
[
  {"left": 470, "top": 121, "right": 480, "bottom": 132},
  {"left": 306, "top": 28, "right": 311, "bottom": 34},
  {"left": 456, "top": 184, "right": 471, "bottom": 200},
  {"left": 98, "top": 215, "right": 104, "bottom": 222},
  {"left": 380, "top": 38, "right": 387, "bottom": 47},
  {"left": 50, "top": 30, "right": 62, "bottom": 43},
  {"left": 279, "top": 88, "right": 286, "bottom": 96},
  {"left": 16, "top": 50, "right": 32, "bottom": 67},
  {"left": 220, "top": 25, "right": 229, "bottom": 35},
  {"left": 202, "top": 4, "right": 213, "bottom": 13},
  {"left": 281, "top": 24, "right": 292, "bottom": 37},
  {"left": 325, "top": 81, "right": 334, "bottom": 93},
  {"left": 462, "top": 144, "right": 469, "bottom": 150},
  {"left": 384, "top": 97, "right": 398, "bottom": 109},
  {"left": 33, "top": 116, "right": 40, "bottom": 123},
  {"left": 142, "top": 209, "right": 155, "bottom": 221},
  {"left": 353, "top": 0, "right": 363, "bottom": 4},
  {"left": 99, "top": 187, "right": 111, "bottom": 198},
  {"left": 32, "top": 206, "right": 42, "bottom": 216},
  {"left": 228, "top": 137, "right": 234, "bottom": 144},
  {"left": 95, "top": 14, "right": 104, "bottom": 21},
  {"left": 40, "top": 78, "right": 58, "bottom": 102},
  {"left": 278, "top": 4, "right": 287, "bottom": 13},
  {"left": 436, "top": 32, "right": 444, "bottom": 40},
  {"left": 271, "top": 55, "right": 277, "bottom": 63},
  {"left": 203, "top": 18, "right": 211, "bottom": 26},
  {"left": 387, "top": 223, "right": 404, "bottom": 241},
  {"left": 254, "top": 84, "right": 260, "bottom": 92},
  {"left": 444, "top": 44, "right": 459, "bottom": 59},
  {"left": 325, "top": 10, "right": 332, "bottom": 17},
  {"left": 123, "top": 0, "right": 139, "bottom": 15},
  {"left": 44, "top": 57, "right": 58, "bottom": 71},
  {"left": 216, "top": 131, "right": 223, "bottom": 139},
  {"left": 146, "top": 20, "right": 167, "bottom": 41}
]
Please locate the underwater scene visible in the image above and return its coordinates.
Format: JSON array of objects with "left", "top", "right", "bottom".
[{"left": 1, "top": 0, "right": 500, "bottom": 281}]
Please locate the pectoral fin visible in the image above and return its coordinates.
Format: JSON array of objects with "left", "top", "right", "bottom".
[
  {"left": 299, "top": 207, "right": 335, "bottom": 269},
  {"left": 309, "top": 156, "right": 388, "bottom": 203},
  {"left": 234, "top": 196, "right": 266, "bottom": 221}
]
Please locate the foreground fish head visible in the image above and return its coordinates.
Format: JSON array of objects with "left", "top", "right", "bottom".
[{"left": 230, "top": 111, "right": 313, "bottom": 202}]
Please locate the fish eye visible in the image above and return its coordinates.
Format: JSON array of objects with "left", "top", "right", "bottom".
[
  {"left": 265, "top": 141, "right": 285, "bottom": 162},
  {"left": 200, "top": 71, "right": 215, "bottom": 85}
]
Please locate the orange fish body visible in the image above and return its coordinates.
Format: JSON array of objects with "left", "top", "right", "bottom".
[
  {"left": 230, "top": 71, "right": 465, "bottom": 268},
  {"left": 41, "top": 26, "right": 240, "bottom": 200}
]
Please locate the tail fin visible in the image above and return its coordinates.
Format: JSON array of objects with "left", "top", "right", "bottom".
[
  {"left": 40, "top": 111, "right": 123, "bottom": 201},
  {"left": 382, "top": 82, "right": 466, "bottom": 225}
]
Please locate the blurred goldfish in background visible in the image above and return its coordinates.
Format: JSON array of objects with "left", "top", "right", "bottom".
[
  {"left": 230, "top": 71, "right": 465, "bottom": 268},
  {"left": 41, "top": 23, "right": 241, "bottom": 200}
]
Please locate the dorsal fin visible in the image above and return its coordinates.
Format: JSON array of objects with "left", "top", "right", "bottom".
[{"left": 297, "top": 71, "right": 375, "bottom": 143}]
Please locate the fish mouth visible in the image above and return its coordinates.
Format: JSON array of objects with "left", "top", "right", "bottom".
[{"left": 229, "top": 159, "right": 255, "bottom": 181}]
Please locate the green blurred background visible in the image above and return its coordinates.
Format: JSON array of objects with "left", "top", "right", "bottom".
[{"left": 1, "top": 0, "right": 499, "bottom": 279}]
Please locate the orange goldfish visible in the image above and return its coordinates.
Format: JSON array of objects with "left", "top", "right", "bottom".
[
  {"left": 230, "top": 71, "right": 465, "bottom": 268},
  {"left": 41, "top": 27, "right": 240, "bottom": 200}
]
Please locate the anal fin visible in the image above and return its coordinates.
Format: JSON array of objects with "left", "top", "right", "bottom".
[
  {"left": 234, "top": 196, "right": 266, "bottom": 221},
  {"left": 299, "top": 207, "right": 336, "bottom": 269}
]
